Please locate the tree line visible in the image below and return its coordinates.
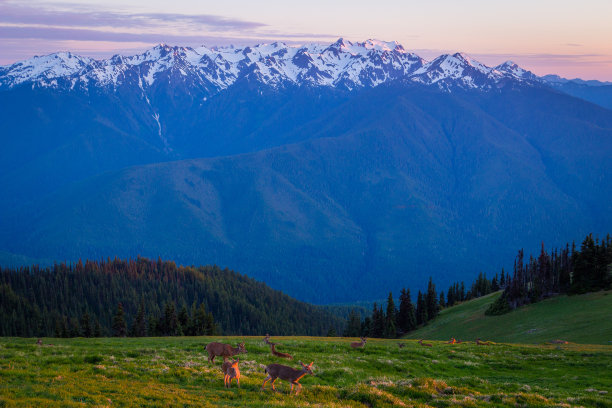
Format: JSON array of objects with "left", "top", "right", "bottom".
[
  {"left": 0, "top": 257, "right": 344, "bottom": 337},
  {"left": 343, "top": 269, "right": 504, "bottom": 339},
  {"left": 487, "top": 233, "right": 612, "bottom": 315}
]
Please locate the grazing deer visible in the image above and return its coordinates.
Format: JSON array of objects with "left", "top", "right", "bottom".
[
  {"left": 262, "top": 361, "right": 314, "bottom": 395},
  {"left": 221, "top": 359, "right": 240, "bottom": 388},
  {"left": 418, "top": 339, "right": 433, "bottom": 347},
  {"left": 205, "top": 342, "right": 247, "bottom": 363},
  {"left": 447, "top": 338, "right": 456, "bottom": 344},
  {"left": 36, "top": 339, "right": 43, "bottom": 346},
  {"left": 270, "top": 344, "right": 293, "bottom": 359},
  {"left": 350, "top": 337, "right": 367, "bottom": 348},
  {"left": 397, "top": 343, "right": 406, "bottom": 348}
]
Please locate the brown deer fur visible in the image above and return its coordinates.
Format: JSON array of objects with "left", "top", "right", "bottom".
[
  {"left": 263, "top": 334, "right": 277, "bottom": 346},
  {"left": 262, "top": 361, "right": 313, "bottom": 395},
  {"left": 221, "top": 359, "right": 240, "bottom": 388},
  {"left": 350, "top": 337, "right": 367, "bottom": 348},
  {"left": 418, "top": 339, "right": 433, "bottom": 347},
  {"left": 270, "top": 344, "right": 293, "bottom": 359},
  {"left": 205, "top": 342, "right": 247, "bottom": 363}
]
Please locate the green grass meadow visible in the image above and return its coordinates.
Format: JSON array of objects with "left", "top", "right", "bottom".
[
  {"left": 1, "top": 335, "right": 611, "bottom": 407},
  {"left": 404, "top": 290, "right": 612, "bottom": 345}
]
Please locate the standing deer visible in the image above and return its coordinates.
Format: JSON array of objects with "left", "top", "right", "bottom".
[
  {"left": 205, "top": 342, "right": 247, "bottom": 363},
  {"left": 350, "top": 337, "right": 367, "bottom": 348},
  {"left": 447, "top": 338, "right": 457, "bottom": 344},
  {"left": 221, "top": 359, "right": 240, "bottom": 388},
  {"left": 270, "top": 343, "right": 293, "bottom": 359},
  {"left": 418, "top": 339, "right": 433, "bottom": 347},
  {"left": 262, "top": 361, "right": 314, "bottom": 395}
]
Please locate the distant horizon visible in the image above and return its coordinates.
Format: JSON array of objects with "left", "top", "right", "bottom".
[
  {"left": 2, "top": 38, "right": 611, "bottom": 84},
  {"left": 1, "top": 0, "right": 611, "bottom": 81}
]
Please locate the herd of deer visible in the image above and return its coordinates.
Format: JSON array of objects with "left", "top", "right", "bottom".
[{"left": 204, "top": 334, "right": 494, "bottom": 395}]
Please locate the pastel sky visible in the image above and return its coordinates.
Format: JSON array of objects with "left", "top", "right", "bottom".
[{"left": 1, "top": 0, "right": 612, "bottom": 80}]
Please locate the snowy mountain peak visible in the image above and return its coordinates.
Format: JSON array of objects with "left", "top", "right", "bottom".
[
  {"left": 495, "top": 60, "right": 538, "bottom": 81},
  {"left": 0, "top": 40, "right": 539, "bottom": 92}
]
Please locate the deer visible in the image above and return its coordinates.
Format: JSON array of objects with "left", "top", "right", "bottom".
[
  {"left": 262, "top": 361, "right": 314, "bottom": 395},
  {"left": 476, "top": 338, "right": 491, "bottom": 346},
  {"left": 263, "top": 334, "right": 277, "bottom": 346},
  {"left": 447, "top": 338, "right": 457, "bottom": 344},
  {"left": 221, "top": 359, "right": 240, "bottom": 388},
  {"left": 397, "top": 343, "right": 406, "bottom": 348},
  {"left": 270, "top": 343, "right": 293, "bottom": 359},
  {"left": 350, "top": 337, "right": 367, "bottom": 348},
  {"left": 418, "top": 339, "right": 433, "bottom": 347},
  {"left": 205, "top": 342, "right": 247, "bottom": 363}
]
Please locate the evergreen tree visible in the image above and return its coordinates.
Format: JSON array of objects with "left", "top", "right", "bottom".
[
  {"left": 397, "top": 288, "right": 417, "bottom": 333},
  {"left": 68, "top": 317, "right": 80, "bottom": 337},
  {"left": 384, "top": 292, "right": 397, "bottom": 338},
  {"left": 361, "top": 316, "right": 372, "bottom": 337},
  {"left": 163, "top": 302, "right": 180, "bottom": 336},
  {"left": 132, "top": 301, "right": 147, "bottom": 337},
  {"left": 93, "top": 319, "right": 102, "bottom": 337},
  {"left": 80, "top": 312, "right": 92, "bottom": 338},
  {"left": 439, "top": 291, "right": 446, "bottom": 308},
  {"left": 343, "top": 309, "right": 362, "bottom": 337},
  {"left": 370, "top": 303, "right": 385, "bottom": 338},
  {"left": 178, "top": 303, "right": 189, "bottom": 335},
  {"left": 112, "top": 303, "right": 127, "bottom": 337},
  {"left": 426, "top": 278, "right": 439, "bottom": 320},
  {"left": 416, "top": 291, "right": 427, "bottom": 325}
]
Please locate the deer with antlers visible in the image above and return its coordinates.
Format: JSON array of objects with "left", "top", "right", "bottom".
[
  {"left": 205, "top": 341, "right": 247, "bottom": 363},
  {"left": 221, "top": 359, "right": 241, "bottom": 388},
  {"left": 350, "top": 337, "right": 367, "bottom": 348},
  {"left": 262, "top": 361, "right": 314, "bottom": 395},
  {"left": 418, "top": 339, "right": 433, "bottom": 347}
]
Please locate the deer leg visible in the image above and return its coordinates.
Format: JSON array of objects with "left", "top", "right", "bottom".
[
  {"left": 295, "top": 383, "right": 302, "bottom": 395},
  {"left": 271, "top": 378, "right": 278, "bottom": 393},
  {"left": 290, "top": 383, "right": 294, "bottom": 393},
  {"left": 262, "top": 375, "right": 271, "bottom": 390},
  {"left": 237, "top": 377, "right": 240, "bottom": 388}
]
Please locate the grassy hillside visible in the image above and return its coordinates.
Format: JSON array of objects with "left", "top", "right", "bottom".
[
  {"left": 404, "top": 290, "right": 612, "bottom": 344},
  {"left": 1, "top": 336, "right": 611, "bottom": 407}
]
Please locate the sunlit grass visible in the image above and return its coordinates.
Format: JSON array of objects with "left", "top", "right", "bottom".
[{"left": 1, "top": 336, "right": 611, "bottom": 407}]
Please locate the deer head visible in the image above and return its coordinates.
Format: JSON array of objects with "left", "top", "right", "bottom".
[{"left": 299, "top": 361, "right": 314, "bottom": 375}]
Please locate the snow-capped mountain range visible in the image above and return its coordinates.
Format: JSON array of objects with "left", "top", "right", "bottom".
[{"left": 0, "top": 38, "right": 543, "bottom": 93}]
